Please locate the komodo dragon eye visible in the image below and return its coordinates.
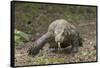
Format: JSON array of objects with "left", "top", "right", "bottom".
[
  {"left": 55, "top": 30, "right": 60, "bottom": 35},
  {"left": 55, "top": 29, "right": 64, "bottom": 35}
]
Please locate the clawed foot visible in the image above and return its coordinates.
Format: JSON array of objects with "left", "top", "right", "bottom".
[{"left": 28, "top": 46, "right": 40, "bottom": 56}]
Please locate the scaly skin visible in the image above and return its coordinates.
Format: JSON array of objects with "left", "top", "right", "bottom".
[{"left": 28, "top": 19, "right": 82, "bottom": 56}]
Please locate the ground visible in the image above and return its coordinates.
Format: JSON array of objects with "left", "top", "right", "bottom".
[{"left": 15, "top": 21, "right": 97, "bottom": 66}]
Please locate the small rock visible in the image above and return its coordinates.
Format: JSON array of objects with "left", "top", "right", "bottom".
[
  {"left": 89, "top": 42, "right": 93, "bottom": 45},
  {"left": 16, "top": 54, "right": 22, "bottom": 57},
  {"left": 84, "top": 38, "right": 87, "bottom": 41}
]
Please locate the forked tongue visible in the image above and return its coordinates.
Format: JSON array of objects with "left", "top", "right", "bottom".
[{"left": 58, "top": 42, "right": 61, "bottom": 48}]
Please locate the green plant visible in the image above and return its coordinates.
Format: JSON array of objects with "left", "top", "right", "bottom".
[{"left": 15, "top": 29, "right": 31, "bottom": 45}]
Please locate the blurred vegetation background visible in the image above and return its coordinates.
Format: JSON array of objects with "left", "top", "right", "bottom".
[{"left": 14, "top": 2, "right": 97, "bottom": 46}]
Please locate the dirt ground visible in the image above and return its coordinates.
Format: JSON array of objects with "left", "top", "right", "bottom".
[{"left": 15, "top": 21, "right": 97, "bottom": 66}]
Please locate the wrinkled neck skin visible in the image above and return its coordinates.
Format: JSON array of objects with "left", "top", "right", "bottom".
[{"left": 34, "top": 32, "right": 51, "bottom": 49}]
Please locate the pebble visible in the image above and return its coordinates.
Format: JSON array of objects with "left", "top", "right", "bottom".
[{"left": 90, "top": 42, "right": 93, "bottom": 45}]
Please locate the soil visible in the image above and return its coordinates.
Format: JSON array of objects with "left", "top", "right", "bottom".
[{"left": 15, "top": 21, "right": 97, "bottom": 66}]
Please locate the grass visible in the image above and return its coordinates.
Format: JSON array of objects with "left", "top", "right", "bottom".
[
  {"left": 15, "top": 29, "right": 31, "bottom": 46},
  {"left": 34, "top": 56, "right": 65, "bottom": 65},
  {"left": 15, "top": 2, "right": 97, "bottom": 37}
]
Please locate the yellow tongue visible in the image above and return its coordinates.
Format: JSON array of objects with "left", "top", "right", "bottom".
[{"left": 58, "top": 42, "right": 61, "bottom": 48}]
